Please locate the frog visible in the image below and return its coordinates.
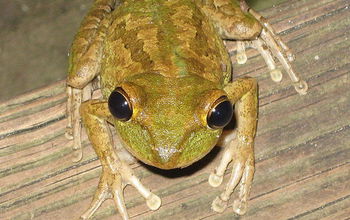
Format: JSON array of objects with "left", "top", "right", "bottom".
[{"left": 65, "top": 0, "right": 308, "bottom": 219}]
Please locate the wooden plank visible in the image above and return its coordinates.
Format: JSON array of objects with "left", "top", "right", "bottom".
[{"left": 0, "top": 0, "right": 349, "bottom": 219}]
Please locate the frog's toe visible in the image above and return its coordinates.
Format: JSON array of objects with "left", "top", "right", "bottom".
[
  {"left": 82, "top": 170, "right": 130, "bottom": 219},
  {"left": 294, "top": 80, "right": 308, "bottom": 95},
  {"left": 81, "top": 175, "right": 112, "bottom": 219},
  {"left": 237, "top": 52, "right": 248, "bottom": 65},
  {"left": 211, "top": 196, "right": 228, "bottom": 213},
  {"left": 287, "top": 51, "right": 295, "bottom": 62},
  {"left": 146, "top": 193, "right": 161, "bottom": 210},
  {"left": 72, "top": 148, "right": 83, "bottom": 162},
  {"left": 111, "top": 180, "right": 129, "bottom": 219},
  {"left": 209, "top": 172, "right": 223, "bottom": 187},
  {"left": 232, "top": 199, "right": 248, "bottom": 215},
  {"left": 65, "top": 126, "right": 73, "bottom": 140},
  {"left": 258, "top": 29, "right": 308, "bottom": 95},
  {"left": 72, "top": 139, "right": 83, "bottom": 162},
  {"left": 270, "top": 69, "right": 283, "bottom": 82}
]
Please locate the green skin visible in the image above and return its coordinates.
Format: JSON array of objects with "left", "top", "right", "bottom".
[
  {"left": 66, "top": 0, "right": 271, "bottom": 218},
  {"left": 99, "top": 0, "right": 235, "bottom": 168},
  {"left": 113, "top": 74, "right": 223, "bottom": 168}
]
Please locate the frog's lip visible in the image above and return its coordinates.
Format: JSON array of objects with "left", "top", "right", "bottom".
[
  {"left": 136, "top": 147, "right": 210, "bottom": 170},
  {"left": 142, "top": 159, "right": 193, "bottom": 170},
  {"left": 142, "top": 151, "right": 188, "bottom": 170},
  {"left": 125, "top": 147, "right": 193, "bottom": 170}
]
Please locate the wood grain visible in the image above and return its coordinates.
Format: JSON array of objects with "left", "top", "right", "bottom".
[{"left": 1, "top": 0, "right": 349, "bottom": 219}]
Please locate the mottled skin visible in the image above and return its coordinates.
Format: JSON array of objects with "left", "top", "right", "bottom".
[{"left": 66, "top": 0, "right": 307, "bottom": 219}]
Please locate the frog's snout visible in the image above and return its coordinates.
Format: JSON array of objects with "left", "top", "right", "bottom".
[{"left": 155, "top": 146, "right": 179, "bottom": 163}]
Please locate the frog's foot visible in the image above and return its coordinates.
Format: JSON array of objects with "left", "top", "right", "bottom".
[
  {"left": 209, "top": 139, "right": 254, "bottom": 215},
  {"left": 66, "top": 84, "right": 94, "bottom": 162},
  {"left": 236, "top": 9, "right": 308, "bottom": 95},
  {"left": 82, "top": 160, "right": 161, "bottom": 220}
]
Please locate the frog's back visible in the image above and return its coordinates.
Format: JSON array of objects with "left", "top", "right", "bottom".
[{"left": 101, "top": 0, "right": 231, "bottom": 95}]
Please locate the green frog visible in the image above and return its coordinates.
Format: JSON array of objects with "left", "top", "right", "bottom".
[{"left": 66, "top": 0, "right": 308, "bottom": 219}]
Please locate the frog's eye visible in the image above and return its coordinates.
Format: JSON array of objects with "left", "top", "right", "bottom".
[
  {"left": 108, "top": 88, "right": 133, "bottom": 121},
  {"left": 207, "top": 96, "right": 233, "bottom": 129}
]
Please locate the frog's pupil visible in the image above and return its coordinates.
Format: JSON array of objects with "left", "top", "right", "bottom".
[
  {"left": 207, "top": 99, "right": 233, "bottom": 129},
  {"left": 108, "top": 89, "right": 132, "bottom": 121}
]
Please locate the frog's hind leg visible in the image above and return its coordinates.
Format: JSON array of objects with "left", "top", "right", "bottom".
[
  {"left": 237, "top": 2, "right": 308, "bottom": 95},
  {"left": 66, "top": 0, "right": 115, "bottom": 161},
  {"left": 67, "top": 0, "right": 115, "bottom": 88},
  {"left": 198, "top": 0, "right": 308, "bottom": 95}
]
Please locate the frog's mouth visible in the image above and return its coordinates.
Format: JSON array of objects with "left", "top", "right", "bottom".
[
  {"left": 118, "top": 139, "right": 184, "bottom": 169},
  {"left": 115, "top": 120, "right": 222, "bottom": 169}
]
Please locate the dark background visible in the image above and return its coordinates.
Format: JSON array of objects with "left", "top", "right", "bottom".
[{"left": 0, "top": 0, "right": 286, "bottom": 102}]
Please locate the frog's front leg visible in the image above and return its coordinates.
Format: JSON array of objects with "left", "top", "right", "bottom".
[
  {"left": 80, "top": 100, "right": 161, "bottom": 219},
  {"left": 209, "top": 78, "right": 257, "bottom": 215},
  {"left": 66, "top": 0, "right": 115, "bottom": 161}
]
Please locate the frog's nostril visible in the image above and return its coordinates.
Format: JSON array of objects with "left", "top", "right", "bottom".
[{"left": 155, "top": 147, "right": 179, "bottom": 162}]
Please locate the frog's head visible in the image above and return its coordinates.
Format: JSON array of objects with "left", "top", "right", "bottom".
[{"left": 109, "top": 73, "right": 233, "bottom": 169}]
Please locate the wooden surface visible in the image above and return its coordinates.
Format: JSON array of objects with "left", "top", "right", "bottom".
[{"left": 1, "top": 0, "right": 349, "bottom": 219}]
